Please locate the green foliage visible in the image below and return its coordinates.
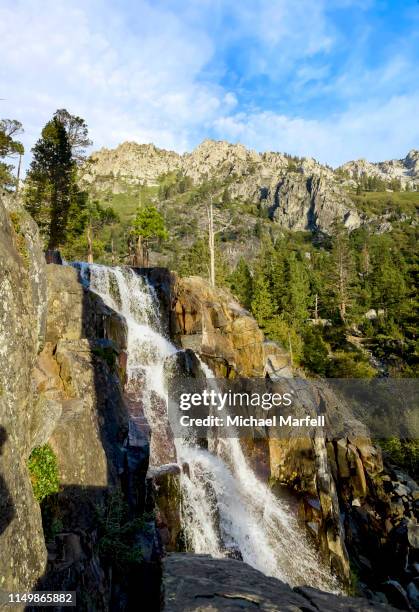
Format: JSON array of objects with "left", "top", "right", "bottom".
[
  {"left": 24, "top": 110, "right": 89, "bottom": 250},
  {"left": 96, "top": 491, "right": 149, "bottom": 569},
  {"left": 264, "top": 316, "right": 304, "bottom": 365},
  {"left": 282, "top": 252, "right": 311, "bottom": 324},
  {"left": 378, "top": 438, "right": 419, "bottom": 480},
  {"left": 349, "top": 190, "right": 418, "bottom": 217},
  {"left": 9, "top": 211, "right": 29, "bottom": 267},
  {"left": 0, "top": 118, "right": 24, "bottom": 190},
  {"left": 251, "top": 269, "right": 276, "bottom": 328},
  {"left": 131, "top": 203, "right": 168, "bottom": 242},
  {"left": 327, "top": 221, "right": 357, "bottom": 322},
  {"left": 229, "top": 258, "right": 253, "bottom": 309},
  {"left": 327, "top": 350, "right": 376, "bottom": 378},
  {"left": 177, "top": 237, "right": 209, "bottom": 277},
  {"left": 302, "top": 327, "right": 330, "bottom": 375},
  {"left": 158, "top": 170, "right": 193, "bottom": 200},
  {"left": 354, "top": 174, "right": 402, "bottom": 193},
  {"left": 53, "top": 108, "right": 92, "bottom": 162},
  {"left": 28, "top": 444, "right": 60, "bottom": 502},
  {"left": 61, "top": 199, "right": 119, "bottom": 261}
]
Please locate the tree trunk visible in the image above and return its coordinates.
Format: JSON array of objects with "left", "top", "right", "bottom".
[
  {"left": 208, "top": 202, "right": 215, "bottom": 287},
  {"left": 15, "top": 154, "right": 22, "bottom": 197},
  {"left": 314, "top": 294, "right": 319, "bottom": 320},
  {"left": 87, "top": 225, "right": 94, "bottom": 264},
  {"left": 134, "top": 234, "right": 144, "bottom": 267},
  {"left": 111, "top": 237, "right": 115, "bottom": 265},
  {"left": 288, "top": 331, "right": 294, "bottom": 369},
  {"left": 338, "top": 254, "right": 346, "bottom": 322}
]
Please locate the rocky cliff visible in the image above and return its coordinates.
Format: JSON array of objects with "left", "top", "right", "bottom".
[
  {"left": 80, "top": 139, "right": 417, "bottom": 235},
  {"left": 338, "top": 150, "right": 419, "bottom": 191},
  {"left": 0, "top": 192, "right": 47, "bottom": 593},
  {"left": 0, "top": 195, "right": 161, "bottom": 608}
]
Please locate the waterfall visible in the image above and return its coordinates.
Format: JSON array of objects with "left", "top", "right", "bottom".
[{"left": 75, "top": 263, "right": 338, "bottom": 592}]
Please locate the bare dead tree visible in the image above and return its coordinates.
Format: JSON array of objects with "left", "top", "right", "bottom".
[{"left": 206, "top": 196, "right": 232, "bottom": 287}]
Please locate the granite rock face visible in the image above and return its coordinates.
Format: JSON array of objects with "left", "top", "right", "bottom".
[
  {"left": 270, "top": 174, "right": 362, "bottom": 232},
  {"left": 338, "top": 149, "right": 419, "bottom": 190},
  {"left": 80, "top": 139, "right": 362, "bottom": 233},
  {"left": 80, "top": 140, "right": 418, "bottom": 237},
  {"left": 0, "top": 194, "right": 48, "bottom": 592},
  {"left": 163, "top": 553, "right": 397, "bottom": 611},
  {"left": 171, "top": 276, "right": 265, "bottom": 377}
]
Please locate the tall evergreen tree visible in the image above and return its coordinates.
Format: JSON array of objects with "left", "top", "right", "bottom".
[
  {"left": 130, "top": 203, "right": 168, "bottom": 267},
  {"left": 251, "top": 268, "right": 276, "bottom": 328},
  {"left": 0, "top": 119, "right": 24, "bottom": 190},
  {"left": 371, "top": 252, "right": 406, "bottom": 318},
  {"left": 53, "top": 109, "right": 92, "bottom": 162},
  {"left": 229, "top": 258, "right": 253, "bottom": 309},
  {"left": 270, "top": 240, "right": 287, "bottom": 310},
  {"left": 25, "top": 118, "right": 74, "bottom": 249},
  {"left": 328, "top": 222, "right": 357, "bottom": 322},
  {"left": 25, "top": 111, "right": 89, "bottom": 250},
  {"left": 282, "top": 252, "right": 311, "bottom": 324}
]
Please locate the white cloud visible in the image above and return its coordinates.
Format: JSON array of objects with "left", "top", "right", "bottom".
[
  {"left": 0, "top": 0, "right": 417, "bottom": 171},
  {"left": 0, "top": 0, "right": 228, "bottom": 158},
  {"left": 213, "top": 92, "right": 419, "bottom": 166}
]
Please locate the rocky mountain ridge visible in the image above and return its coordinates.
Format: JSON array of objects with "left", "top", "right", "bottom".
[
  {"left": 80, "top": 139, "right": 417, "bottom": 235},
  {"left": 82, "top": 139, "right": 419, "bottom": 191},
  {"left": 338, "top": 150, "right": 419, "bottom": 190}
]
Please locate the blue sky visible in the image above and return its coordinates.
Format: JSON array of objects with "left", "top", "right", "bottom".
[{"left": 1, "top": 0, "right": 418, "bottom": 167}]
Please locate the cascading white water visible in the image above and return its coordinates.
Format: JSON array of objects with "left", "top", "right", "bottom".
[{"left": 76, "top": 263, "right": 338, "bottom": 592}]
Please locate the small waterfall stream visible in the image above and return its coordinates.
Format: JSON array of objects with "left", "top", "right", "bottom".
[{"left": 75, "top": 263, "right": 338, "bottom": 592}]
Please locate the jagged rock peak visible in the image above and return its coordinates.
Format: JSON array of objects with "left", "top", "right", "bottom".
[{"left": 338, "top": 149, "right": 419, "bottom": 188}]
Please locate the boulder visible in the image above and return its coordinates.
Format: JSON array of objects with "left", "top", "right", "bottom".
[
  {"left": 172, "top": 276, "right": 265, "bottom": 377},
  {"left": 163, "top": 553, "right": 397, "bottom": 611}
]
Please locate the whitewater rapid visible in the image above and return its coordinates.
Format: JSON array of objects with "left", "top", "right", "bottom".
[{"left": 75, "top": 263, "right": 338, "bottom": 591}]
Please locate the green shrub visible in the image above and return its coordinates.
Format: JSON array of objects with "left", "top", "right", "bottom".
[
  {"left": 327, "top": 351, "right": 376, "bottom": 378},
  {"left": 28, "top": 444, "right": 60, "bottom": 502},
  {"left": 264, "top": 316, "right": 304, "bottom": 366},
  {"left": 9, "top": 211, "right": 29, "bottom": 267},
  {"left": 302, "top": 327, "right": 330, "bottom": 376},
  {"left": 378, "top": 438, "right": 419, "bottom": 480},
  {"left": 96, "top": 491, "right": 149, "bottom": 569}
]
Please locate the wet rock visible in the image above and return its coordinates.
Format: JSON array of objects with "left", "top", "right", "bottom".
[
  {"left": 381, "top": 580, "right": 412, "bottom": 611},
  {"left": 407, "top": 520, "right": 419, "bottom": 549},
  {"left": 152, "top": 469, "right": 182, "bottom": 551},
  {"left": 164, "top": 553, "right": 397, "bottom": 611},
  {"left": 406, "top": 581, "right": 419, "bottom": 608}
]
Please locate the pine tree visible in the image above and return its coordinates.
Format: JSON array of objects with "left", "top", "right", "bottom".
[
  {"left": 371, "top": 253, "right": 406, "bottom": 318},
  {"left": 270, "top": 241, "right": 287, "bottom": 309},
  {"left": 251, "top": 268, "right": 276, "bottom": 328},
  {"left": 229, "top": 258, "right": 253, "bottom": 309},
  {"left": 25, "top": 111, "right": 89, "bottom": 250},
  {"left": 282, "top": 252, "right": 311, "bottom": 325},
  {"left": 53, "top": 109, "right": 92, "bottom": 162},
  {"left": 0, "top": 119, "right": 24, "bottom": 190},
  {"left": 130, "top": 204, "right": 168, "bottom": 266},
  {"left": 177, "top": 238, "right": 209, "bottom": 277},
  {"left": 328, "top": 222, "right": 357, "bottom": 322},
  {"left": 25, "top": 118, "right": 74, "bottom": 249}
]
